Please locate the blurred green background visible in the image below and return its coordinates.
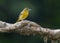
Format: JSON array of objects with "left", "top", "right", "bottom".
[{"left": 0, "top": 0, "right": 60, "bottom": 43}]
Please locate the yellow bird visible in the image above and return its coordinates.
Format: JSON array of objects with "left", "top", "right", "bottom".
[{"left": 16, "top": 8, "right": 31, "bottom": 22}]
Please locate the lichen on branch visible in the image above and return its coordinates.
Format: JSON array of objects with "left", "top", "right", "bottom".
[{"left": 0, "top": 20, "right": 60, "bottom": 43}]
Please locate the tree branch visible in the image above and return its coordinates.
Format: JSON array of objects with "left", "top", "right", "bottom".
[{"left": 0, "top": 20, "right": 60, "bottom": 43}]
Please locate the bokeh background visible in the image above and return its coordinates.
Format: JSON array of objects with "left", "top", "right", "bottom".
[{"left": 0, "top": 0, "right": 60, "bottom": 43}]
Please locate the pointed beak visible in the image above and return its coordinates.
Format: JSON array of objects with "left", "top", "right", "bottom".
[{"left": 28, "top": 9, "right": 31, "bottom": 11}]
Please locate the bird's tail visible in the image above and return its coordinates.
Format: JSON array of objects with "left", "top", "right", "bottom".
[{"left": 16, "top": 19, "right": 21, "bottom": 22}]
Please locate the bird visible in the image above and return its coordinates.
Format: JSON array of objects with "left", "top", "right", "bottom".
[{"left": 16, "top": 8, "right": 31, "bottom": 22}]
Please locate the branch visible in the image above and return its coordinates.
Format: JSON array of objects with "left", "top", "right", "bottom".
[{"left": 0, "top": 20, "right": 60, "bottom": 43}]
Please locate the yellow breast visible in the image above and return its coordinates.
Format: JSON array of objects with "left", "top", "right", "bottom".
[{"left": 17, "top": 8, "right": 30, "bottom": 22}]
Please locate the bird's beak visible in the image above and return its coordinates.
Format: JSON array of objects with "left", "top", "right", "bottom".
[{"left": 28, "top": 9, "right": 31, "bottom": 11}]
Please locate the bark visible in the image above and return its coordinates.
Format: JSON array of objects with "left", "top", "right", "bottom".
[{"left": 0, "top": 20, "right": 60, "bottom": 43}]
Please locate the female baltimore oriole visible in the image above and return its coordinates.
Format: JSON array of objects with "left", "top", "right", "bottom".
[{"left": 16, "top": 8, "right": 31, "bottom": 22}]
